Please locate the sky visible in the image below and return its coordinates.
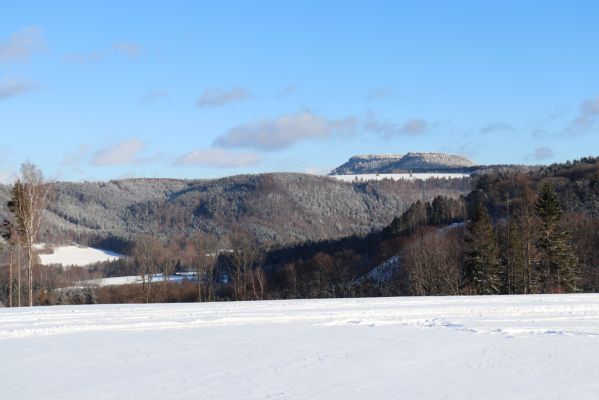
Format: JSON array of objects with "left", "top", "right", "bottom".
[{"left": 1, "top": 1, "right": 598, "bottom": 183}]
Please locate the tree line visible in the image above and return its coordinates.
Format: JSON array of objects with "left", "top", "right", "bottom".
[{"left": 1, "top": 157, "right": 598, "bottom": 306}]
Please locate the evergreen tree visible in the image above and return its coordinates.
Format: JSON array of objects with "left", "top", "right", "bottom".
[
  {"left": 464, "top": 202, "right": 502, "bottom": 294},
  {"left": 514, "top": 199, "right": 538, "bottom": 293},
  {"left": 535, "top": 184, "right": 578, "bottom": 292}
]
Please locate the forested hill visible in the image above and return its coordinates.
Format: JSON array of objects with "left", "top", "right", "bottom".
[
  {"left": 0, "top": 173, "right": 470, "bottom": 251},
  {"left": 259, "top": 157, "right": 599, "bottom": 298}
]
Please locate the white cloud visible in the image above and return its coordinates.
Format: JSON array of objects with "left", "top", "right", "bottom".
[
  {"left": 277, "top": 85, "right": 296, "bottom": 98},
  {"left": 364, "top": 114, "right": 427, "bottom": 137},
  {"left": 401, "top": 118, "right": 427, "bottom": 135},
  {"left": 0, "top": 79, "right": 38, "bottom": 101},
  {"left": 64, "top": 41, "right": 143, "bottom": 64},
  {"left": 0, "top": 27, "right": 46, "bottom": 63},
  {"left": 113, "top": 41, "right": 142, "bottom": 58},
  {"left": 213, "top": 112, "right": 356, "bottom": 151},
  {"left": 174, "top": 148, "right": 261, "bottom": 168},
  {"left": 570, "top": 95, "right": 599, "bottom": 131},
  {"left": 196, "top": 87, "right": 250, "bottom": 108},
  {"left": 366, "top": 88, "right": 394, "bottom": 101},
  {"left": 90, "top": 138, "right": 155, "bottom": 166},
  {"left": 527, "top": 147, "right": 554, "bottom": 161},
  {"left": 480, "top": 122, "right": 514, "bottom": 134}
]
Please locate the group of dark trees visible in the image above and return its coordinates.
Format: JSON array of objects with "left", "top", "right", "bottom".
[
  {"left": 1, "top": 157, "right": 598, "bottom": 306},
  {"left": 1, "top": 164, "right": 51, "bottom": 307}
]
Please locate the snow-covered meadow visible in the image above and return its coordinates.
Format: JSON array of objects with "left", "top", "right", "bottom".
[
  {"left": 1, "top": 294, "right": 598, "bottom": 399},
  {"left": 37, "top": 244, "right": 125, "bottom": 267}
]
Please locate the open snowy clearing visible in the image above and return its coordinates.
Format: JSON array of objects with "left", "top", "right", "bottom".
[
  {"left": 37, "top": 244, "right": 125, "bottom": 267},
  {"left": 84, "top": 274, "right": 191, "bottom": 287},
  {"left": 330, "top": 172, "right": 470, "bottom": 182},
  {"left": 1, "top": 294, "right": 598, "bottom": 399}
]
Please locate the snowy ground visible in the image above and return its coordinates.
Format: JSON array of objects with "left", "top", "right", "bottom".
[
  {"left": 330, "top": 172, "right": 470, "bottom": 182},
  {"left": 37, "top": 245, "right": 125, "bottom": 267},
  {"left": 1, "top": 294, "right": 598, "bottom": 399},
  {"left": 85, "top": 273, "right": 190, "bottom": 287}
]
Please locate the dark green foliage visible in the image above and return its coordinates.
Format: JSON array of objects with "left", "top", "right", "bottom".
[
  {"left": 385, "top": 195, "right": 466, "bottom": 237},
  {"left": 464, "top": 203, "right": 501, "bottom": 294},
  {"left": 535, "top": 184, "right": 579, "bottom": 293}
]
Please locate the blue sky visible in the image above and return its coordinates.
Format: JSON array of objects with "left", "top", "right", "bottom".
[{"left": 1, "top": 1, "right": 598, "bottom": 182}]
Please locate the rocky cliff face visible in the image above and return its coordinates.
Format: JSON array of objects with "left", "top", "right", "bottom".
[{"left": 330, "top": 152, "right": 477, "bottom": 175}]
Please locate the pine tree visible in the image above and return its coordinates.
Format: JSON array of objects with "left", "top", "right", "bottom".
[
  {"left": 535, "top": 183, "right": 578, "bottom": 293},
  {"left": 514, "top": 199, "right": 538, "bottom": 293},
  {"left": 464, "top": 202, "right": 502, "bottom": 294}
]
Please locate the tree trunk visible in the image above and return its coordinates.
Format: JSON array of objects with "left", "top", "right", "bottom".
[
  {"left": 8, "top": 245, "right": 13, "bottom": 308},
  {"left": 17, "top": 241, "right": 21, "bottom": 307},
  {"left": 28, "top": 244, "right": 33, "bottom": 307}
]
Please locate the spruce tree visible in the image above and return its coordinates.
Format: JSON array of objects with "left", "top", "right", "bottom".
[
  {"left": 464, "top": 202, "right": 502, "bottom": 294},
  {"left": 535, "top": 184, "right": 578, "bottom": 292}
]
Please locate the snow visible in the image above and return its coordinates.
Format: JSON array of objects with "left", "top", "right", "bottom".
[
  {"left": 37, "top": 245, "right": 125, "bottom": 267},
  {"left": 1, "top": 294, "right": 598, "bottom": 399},
  {"left": 85, "top": 275, "right": 143, "bottom": 286},
  {"left": 330, "top": 172, "right": 470, "bottom": 182},
  {"left": 85, "top": 274, "right": 190, "bottom": 287}
]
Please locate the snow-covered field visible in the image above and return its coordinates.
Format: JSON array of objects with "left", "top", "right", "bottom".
[
  {"left": 85, "top": 274, "right": 190, "bottom": 287},
  {"left": 1, "top": 294, "right": 598, "bottom": 399},
  {"left": 330, "top": 172, "right": 470, "bottom": 182},
  {"left": 37, "top": 245, "right": 124, "bottom": 267}
]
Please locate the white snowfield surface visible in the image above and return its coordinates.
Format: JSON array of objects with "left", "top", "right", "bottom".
[
  {"left": 37, "top": 245, "right": 124, "bottom": 266},
  {"left": 85, "top": 274, "right": 188, "bottom": 287},
  {"left": 1, "top": 295, "right": 599, "bottom": 399},
  {"left": 330, "top": 172, "right": 469, "bottom": 182}
]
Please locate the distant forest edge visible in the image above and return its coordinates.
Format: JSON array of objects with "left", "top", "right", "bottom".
[{"left": 1, "top": 156, "right": 599, "bottom": 305}]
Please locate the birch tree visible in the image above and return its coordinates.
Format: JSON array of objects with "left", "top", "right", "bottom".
[{"left": 8, "top": 164, "right": 51, "bottom": 307}]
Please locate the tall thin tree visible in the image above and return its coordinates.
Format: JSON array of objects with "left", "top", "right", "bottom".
[{"left": 9, "top": 164, "right": 51, "bottom": 306}]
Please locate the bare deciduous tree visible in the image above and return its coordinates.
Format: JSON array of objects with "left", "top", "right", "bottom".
[
  {"left": 133, "top": 235, "right": 162, "bottom": 303},
  {"left": 191, "top": 233, "right": 217, "bottom": 302},
  {"left": 403, "top": 228, "right": 462, "bottom": 296},
  {"left": 228, "top": 232, "right": 261, "bottom": 301}
]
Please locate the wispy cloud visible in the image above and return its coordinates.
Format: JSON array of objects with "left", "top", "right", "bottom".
[
  {"left": 213, "top": 112, "right": 356, "bottom": 151},
  {"left": 0, "top": 79, "right": 38, "bottom": 101},
  {"left": 139, "top": 90, "right": 168, "bottom": 104},
  {"left": 277, "top": 85, "right": 296, "bottom": 98},
  {"left": 366, "top": 88, "right": 394, "bottom": 101},
  {"left": 480, "top": 122, "right": 514, "bottom": 134},
  {"left": 174, "top": 148, "right": 261, "bottom": 168},
  {"left": 527, "top": 147, "right": 554, "bottom": 161},
  {"left": 0, "top": 26, "right": 46, "bottom": 63},
  {"left": 570, "top": 95, "right": 599, "bottom": 131},
  {"left": 364, "top": 113, "right": 427, "bottom": 137},
  {"left": 90, "top": 138, "right": 157, "bottom": 166},
  {"left": 196, "top": 87, "right": 250, "bottom": 108},
  {"left": 401, "top": 118, "right": 427, "bottom": 135},
  {"left": 113, "top": 41, "right": 142, "bottom": 57},
  {"left": 60, "top": 144, "right": 90, "bottom": 166},
  {"left": 64, "top": 41, "right": 143, "bottom": 64}
]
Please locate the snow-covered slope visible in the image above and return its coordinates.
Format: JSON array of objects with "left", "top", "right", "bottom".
[
  {"left": 1, "top": 295, "right": 598, "bottom": 399},
  {"left": 38, "top": 245, "right": 124, "bottom": 267}
]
